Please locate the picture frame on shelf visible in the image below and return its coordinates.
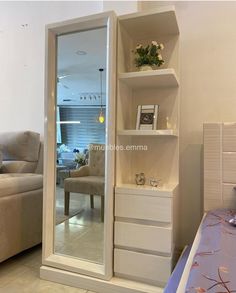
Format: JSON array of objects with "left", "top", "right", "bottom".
[{"left": 136, "top": 104, "right": 159, "bottom": 130}]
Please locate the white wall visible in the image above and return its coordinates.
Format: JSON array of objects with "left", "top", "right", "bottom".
[
  {"left": 102, "top": 0, "right": 138, "bottom": 15},
  {"left": 141, "top": 1, "right": 236, "bottom": 247},
  {"left": 0, "top": 1, "right": 102, "bottom": 134}
]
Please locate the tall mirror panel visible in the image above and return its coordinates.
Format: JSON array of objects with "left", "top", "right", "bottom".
[{"left": 54, "top": 27, "right": 107, "bottom": 264}]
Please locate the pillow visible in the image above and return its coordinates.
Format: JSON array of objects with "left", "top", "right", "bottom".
[{"left": 0, "top": 131, "right": 40, "bottom": 162}]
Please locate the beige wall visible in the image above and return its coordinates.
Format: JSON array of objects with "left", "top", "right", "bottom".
[
  {"left": 103, "top": 0, "right": 138, "bottom": 14},
  {"left": 0, "top": 1, "right": 102, "bottom": 135},
  {"left": 0, "top": 1, "right": 137, "bottom": 135},
  {"left": 141, "top": 1, "right": 236, "bottom": 246}
]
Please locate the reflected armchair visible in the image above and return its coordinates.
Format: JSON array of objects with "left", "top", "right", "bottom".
[{"left": 64, "top": 144, "right": 105, "bottom": 221}]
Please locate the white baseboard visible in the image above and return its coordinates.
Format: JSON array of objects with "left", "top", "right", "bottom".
[{"left": 40, "top": 265, "right": 163, "bottom": 293}]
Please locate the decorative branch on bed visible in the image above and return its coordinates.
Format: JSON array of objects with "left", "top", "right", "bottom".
[
  {"left": 188, "top": 266, "right": 236, "bottom": 292},
  {"left": 185, "top": 209, "right": 236, "bottom": 293}
]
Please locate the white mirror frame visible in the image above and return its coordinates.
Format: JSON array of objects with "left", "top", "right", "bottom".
[{"left": 42, "top": 11, "right": 116, "bottom": 280}]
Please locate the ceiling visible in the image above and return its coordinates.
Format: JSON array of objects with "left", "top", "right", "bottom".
[{"left": 57, "top": 27, "right": 107, "bottom": 106}]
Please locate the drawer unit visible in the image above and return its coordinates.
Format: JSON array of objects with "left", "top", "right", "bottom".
[
  {"left": 115, "top": 193, "right": 172, "bottom": 223},
  {"left": 114, "top": 221, "right": 172, "bottom": 254},
  {"left": 114, "top": 248, "right": 171, "bottom": 285},
  {"left": 222, "top": 152, "right": 236, "bottom": 183},
  {"left": 223, "top": 123, "right": 236, "bottom": 152},
  {"left": 114, "top": 184, "right": 177, "bottom": 287}
]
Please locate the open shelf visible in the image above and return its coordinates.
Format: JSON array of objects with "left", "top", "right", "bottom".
[
  {"left": 119, "top": 69, "right": 179, "bottom": 89},
  {"left": 119, "top": 6, "right": 179, "bottom": 39},
  {"left": 116, "top": 183, "right": 178, "bottom": 197},
  {"left": 117, "top": 129, "right": 178, "bottom": 137}
]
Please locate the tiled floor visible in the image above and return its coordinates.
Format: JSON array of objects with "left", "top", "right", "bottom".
[
  {"left": 0, "top": 245, "right": 96, "bottom": 292},
  {"left": 55, "top": 187, "right": 104, "bottom": 264},
  {"left": 0, "top": 188, "right": 104, "bottom": 292}
]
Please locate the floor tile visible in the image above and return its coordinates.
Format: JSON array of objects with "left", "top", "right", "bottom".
[
  {"left": 0, "top": 246, "right": 88, "bottom": 293},
  {"left": 55, "top": 186, "right": 104, "bottom": 263}
]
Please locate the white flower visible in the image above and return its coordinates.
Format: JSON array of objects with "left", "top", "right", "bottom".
[
  {"left": 58, "top": 144, "right": 71, "bottom": 153},
  {"left": 151, "top": 41, "right": 158, "bottom": 46},
  {"left": 159, "top": 43, "right": 164, "bottom": 50},
  {"left": 136, "top": 44, "right": 142, "bottom": 49},
  {"left": 158, "top": 54, "right": 163, "bottom": 60}
]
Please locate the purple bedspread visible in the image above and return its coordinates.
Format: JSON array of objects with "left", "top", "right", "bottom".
[{"left": 185, "top": 209, "right": 236, "bottom": 293}]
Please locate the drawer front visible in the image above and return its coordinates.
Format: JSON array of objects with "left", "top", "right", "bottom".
[
  {"left": 115, "top": 193, "right": 172, "bottom": 223},
  {"left": 114, "top": 221, "right": 172, "bottom": 254},
  {"left": 223, "top": 123, "right": 236, "bottom": 152},
  {"left": 223, "top": 153, "right": 236, "bottom": 183},
  {"left": 114, "top": 248, "right": 171, "bottom": 285}
]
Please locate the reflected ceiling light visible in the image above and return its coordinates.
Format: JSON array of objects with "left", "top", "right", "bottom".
[
  {"left": 98, "top": 108, "right": 105, "bottom": 124},
  {"left": 57, "top": 121, "right": 80, "bottom": 124},
  {"left": 76, "top": 50, "right": 87, "bottom": 55},
  {"left": 97, "top": 68, "right": 105, "bottom": 124}
]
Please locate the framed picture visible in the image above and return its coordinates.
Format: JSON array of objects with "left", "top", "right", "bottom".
[{"left": 136, "top": 105, "right": 159, "bottom": 130}]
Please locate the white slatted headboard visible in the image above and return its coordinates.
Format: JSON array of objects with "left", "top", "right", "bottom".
[{"left": 204, "top": 123, "right": 236, "bottom": 211}]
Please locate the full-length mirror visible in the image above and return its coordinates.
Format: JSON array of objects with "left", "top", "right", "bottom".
[
  {"left": 42, "top": 12, "right": 116, "bottom": 280},
  {"left": 55, "top": 27, "right": 107, "bottom": 264}
]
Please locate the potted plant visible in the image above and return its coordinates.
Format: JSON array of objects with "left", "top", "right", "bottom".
[
  {"left": 74, "top": 152, "right": 87, "bottom": 168},
  {"left": 57, "top": 144, "right": 71, "bottom": 165},
  {"left": 134, "top": 41, "right": 164, "bottom": 71}
]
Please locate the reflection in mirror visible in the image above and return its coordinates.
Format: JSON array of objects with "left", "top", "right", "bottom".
[{"left": 55, "top": 27, "right": 107, "bottom": 264}]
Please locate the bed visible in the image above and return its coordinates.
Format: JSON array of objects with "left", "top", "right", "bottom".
[{"left": 169, "top": 123, "right": 236, "bottom": 292}]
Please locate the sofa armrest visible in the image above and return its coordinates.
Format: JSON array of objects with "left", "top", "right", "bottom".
[
  {"left": 70, "top": 165, "right": 90, "bottom": 177},
  {"left": 35, "top": 141, "right": 43, "bottom": 174}
]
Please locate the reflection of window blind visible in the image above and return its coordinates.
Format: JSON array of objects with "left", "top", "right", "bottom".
[
  {"left": 56, "top": 107, "right": 62, "bottom": 143},
  {"left": 59, "top": 107, "right": 105, "bottom": 150}
]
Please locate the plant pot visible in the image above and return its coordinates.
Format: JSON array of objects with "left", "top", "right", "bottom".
[{"left": 139, "top": 65, "right": 153, "bottom": 71}]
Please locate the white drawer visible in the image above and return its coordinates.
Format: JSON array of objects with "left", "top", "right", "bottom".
[
  {"left": 114, "top": 248, "right": 171, "bottom": 285},
  {"left": 223, "top": 123, "right": 236, "bottom": 152},
  {"left": 223, "top": 153, "right": 236, "bottom": 183},
  {"left": 115, "top": 193, "right": 172, "bottom": 223},
  {"left": 114, "top": 221, "right": 172, "bottom": 254}
]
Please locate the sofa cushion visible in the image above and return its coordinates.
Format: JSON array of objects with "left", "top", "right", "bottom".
[
  {"left": 1, "top": 161, "right": 37, "bottom": 173},
  {"left": 0, "top": 173, "right": 43, "bottom": 198},
  {"left": 0, "top": 131, "right": 40, "bottom": 162},
  {"left": 64, "top": 176, "right": 104, "bottom": 195},
  {"left": 89, "top": 144, "right": 105, "bottom": 176}
]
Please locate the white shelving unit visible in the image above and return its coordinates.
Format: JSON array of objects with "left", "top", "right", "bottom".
[
  {"left": 119, "top": 68, "right": 179, "bottom": 89},
  {"left": 117, "top": 129, "right": 178, "bottom": 136},
  {"left": 118, "top": 6, "right": 179, "bottom": 38},
  {"left": 115, "top": 7, "right": 180, "bottom": 288},
  {"left": 116, "top": 183, "right": 178, "bottom": 197}
]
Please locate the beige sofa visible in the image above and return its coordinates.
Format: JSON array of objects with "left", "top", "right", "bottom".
[{"left": 0, "top": 131, "right": 43, "bottom": 262}]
